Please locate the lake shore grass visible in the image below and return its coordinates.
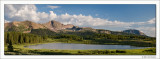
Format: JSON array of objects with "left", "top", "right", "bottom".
[{"left": 4, "top": 39, "right": 156, "bottom": 55}]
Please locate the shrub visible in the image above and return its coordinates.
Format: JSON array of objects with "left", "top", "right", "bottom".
[
  {"left": 116, "top": 50, "right": 126, "bottom": 53},
  {"left": 105, "top": 50, "right": 110, "bottom": 54},
  {"left": 111, "top": 51, "right": 116, "bottom": 53},
  {"left": 143, "top": 49, "right": 156, "bottom": 53}
]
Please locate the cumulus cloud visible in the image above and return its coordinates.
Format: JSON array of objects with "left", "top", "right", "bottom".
[
  {"left": 147, "top": 18, "right": 155, "bottom": 24},
  {"left": 132, "top": 18, "right": 156, "bottom": 25},
  {"left": 4, "top": 4, "right": 58, "bottom": 23},
  {"left": 47, "top": 5, "right": 60, "bottom": 9},
  {"left": 5, "top": 4, "right": 39, "bottom": 22},
  {"left": 54, "top": 14, "right": 155, "bottom": 28},
  {"left": 4, "top": 4, "right": 156, "bottom": 37},
  {"left": 136, "top": 27, "right": 156, "bottom": 37},
  {"left": 54, "top": 13, "right": 132, "bottom": 27}
]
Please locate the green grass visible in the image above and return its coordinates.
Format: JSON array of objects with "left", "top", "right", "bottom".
[{"left": 4, "top": 39, "right": 156, "bottom": 55}]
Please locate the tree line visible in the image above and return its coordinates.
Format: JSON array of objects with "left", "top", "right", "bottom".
[
  {"left": 30, "top": 29, "right": 155, "bottom": 41},
  {"left": 5, "top": 32, "right": 48, "bottom": 45}
]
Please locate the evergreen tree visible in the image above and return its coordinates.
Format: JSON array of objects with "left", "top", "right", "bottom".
[
  {"left": 20, "top": 35, "right": 24, "bottom": 44},
  {"left": 7, "top": 39, "right": 14, "bottom": 52},
  {"left": 25, "top": 36, "right": 29, "bottom": 43},
  {"left": 4, "top": 32, "right": 7, "bottom": 45}
]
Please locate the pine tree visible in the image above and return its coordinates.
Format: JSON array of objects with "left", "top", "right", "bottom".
[
  {"left": 25, "top": 36, "right": 29, "bottom": 43},
  {"left": 7, "top": 39, "right": 14, "bottom": 52},
  {"left": 20, "top": 35, "right": 24, "bottom": 44},
  {"left": 4, "top": 32, "right": 7, "bottom": 45}
]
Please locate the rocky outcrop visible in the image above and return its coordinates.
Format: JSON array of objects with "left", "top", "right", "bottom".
[
  {"left": 122, "top": 29, "right": 145, "bottom": 35},
  {"left": 43, "top": 20, "right": 74, "bottom": 31}
]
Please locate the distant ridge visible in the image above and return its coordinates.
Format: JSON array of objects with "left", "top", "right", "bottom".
[{"left": 4, "top": 20, "right": 146, "bottom": 36}]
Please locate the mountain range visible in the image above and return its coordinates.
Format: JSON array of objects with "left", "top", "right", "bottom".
[{"left": 4, "top": 20, "right": 146, "bottom": 36}]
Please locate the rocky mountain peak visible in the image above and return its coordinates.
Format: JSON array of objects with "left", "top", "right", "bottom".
[{"left": 43, "top": 20, "right": 75, "bottom": 31}]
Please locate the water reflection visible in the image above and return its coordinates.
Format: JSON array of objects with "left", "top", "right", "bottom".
[{"left": 25, "top": 43, "right": 151, "bottom": 50}]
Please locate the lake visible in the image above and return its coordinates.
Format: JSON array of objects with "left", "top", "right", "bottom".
[{"left": 25, "top": 43, "right": 151, "bottom": 50}]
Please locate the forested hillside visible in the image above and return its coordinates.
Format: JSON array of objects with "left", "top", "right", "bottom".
[{"left": 29, "top": 29, "right": 156, "bottom": 47}]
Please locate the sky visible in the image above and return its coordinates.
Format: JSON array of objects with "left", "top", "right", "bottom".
[{"left": 4, "top": 4, "right": 156, "bottom": 37}]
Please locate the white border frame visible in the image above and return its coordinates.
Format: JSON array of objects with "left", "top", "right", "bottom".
[{"left": 0, "top": 0, "right": 159, "bottom": 59}]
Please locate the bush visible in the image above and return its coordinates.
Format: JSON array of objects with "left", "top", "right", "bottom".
[
  {"left": 143, "top": 49, "right": 156, "bottom": 53},
  {"left": 105, "top": 50, "right": 110, "bottom": 54},
  {"left": 116, "top": 50, "right": 126, "bottom": 53},
  {"left": 111, "top": 51, "right": 116, "bottom": 53}
]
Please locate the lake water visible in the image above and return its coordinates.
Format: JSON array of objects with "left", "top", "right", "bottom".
[{"left": 25, "top": 43, "right": 151, "bottom": 50}]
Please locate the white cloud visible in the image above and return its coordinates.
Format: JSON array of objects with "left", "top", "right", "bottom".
[
  {"left": 5, "top": 4, "right": 39, "bottom": 22},
  {"left": 54, "top": 13, "right": 132, "bottom": 27},
  {"left": 147, "top": 18, "right": 155, "bottom": 24},
  {"left": 49, "top": 11, "right": 57, "bottom": 20},
  {"left": 5, "top": 20, "right": 10, "bottom": 23},
  {"left": 47, "top": 5, "right": 60, "bottom": 9},
  {"left": 136, "top": 27, "right": 155, "bottom": 37},
  {"left": 54, "top": 13, "right": 155, "bottom": 28},
  {"left": 4, "top": 4, "right": 58, "bottom": 23},
  {"left": 132, "top": 18, "right": 156, "bottom": 25},
  {"left": 4, "top": 4, "right": 156, "bottom": 37}
]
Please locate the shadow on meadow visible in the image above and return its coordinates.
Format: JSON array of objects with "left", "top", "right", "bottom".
[
  {"left": 5, "top": 48, "right": 72, "bottom": 55},
  {"left": 28, "top": 50, "right": 72, "bottom": 55}
]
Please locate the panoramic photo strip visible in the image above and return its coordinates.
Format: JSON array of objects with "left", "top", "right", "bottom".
[{"left": 4, "top": 4, "right": 156, "bottom": 55}]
